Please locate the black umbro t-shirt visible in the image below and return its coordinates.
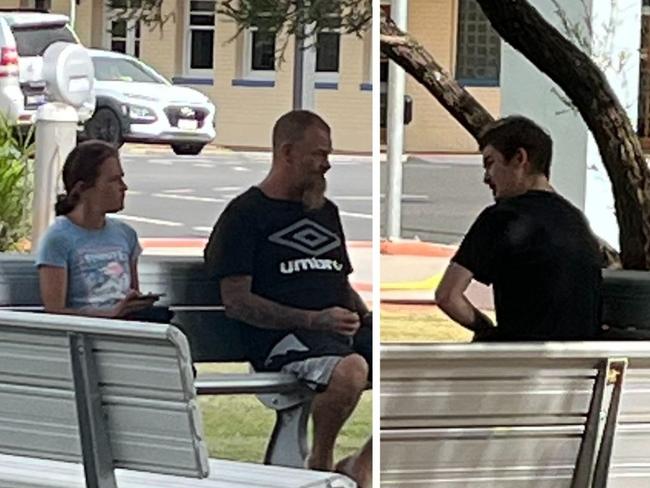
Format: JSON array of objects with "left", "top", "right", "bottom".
[
  {"left": 204, "top": 187, "right": 354, "bottom": 360},
  {"left": 452, "top": 190, "right": 601, "bottom": 341}
]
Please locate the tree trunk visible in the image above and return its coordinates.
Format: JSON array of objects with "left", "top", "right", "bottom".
[
  {"left": 476, "top": 0, "right": 650, "bottom": 270},
  {"left": 380, "top": 12, "right": 494, "bottom": 139}
]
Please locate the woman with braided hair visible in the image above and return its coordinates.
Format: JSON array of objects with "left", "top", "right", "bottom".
[{"left": 36, "top": 140, "right": 160, "bottom": 318}]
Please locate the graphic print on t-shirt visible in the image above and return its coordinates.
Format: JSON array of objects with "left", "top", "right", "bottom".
[
  {"left": 75, "top": 248, "right": 131, "bottom": 308},
  {"left": 268, "top": 218, "right": 344, "bottom": 276},
  {"left": 269, "top": 218, "right": 342, "bottom": 255}
]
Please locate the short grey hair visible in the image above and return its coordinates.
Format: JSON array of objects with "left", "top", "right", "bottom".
[{"left": 272, "top": 110, "right": 330, "bottom": 154}]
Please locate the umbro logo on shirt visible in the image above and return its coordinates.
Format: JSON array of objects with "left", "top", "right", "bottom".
[
  {"left": 279, "top": 257, "right": 344, "bottom": 275},
  {"left": 268, "top": 218, "right": 342, "bottom": 256}
]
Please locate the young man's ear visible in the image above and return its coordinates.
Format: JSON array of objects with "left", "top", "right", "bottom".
[{"left": 513, "top": 147, "right": 529, "bottom": 169}]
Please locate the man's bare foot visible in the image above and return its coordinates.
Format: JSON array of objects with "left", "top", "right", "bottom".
[{"left": 335, "top": 454, "right": 371, "bottom": 488}]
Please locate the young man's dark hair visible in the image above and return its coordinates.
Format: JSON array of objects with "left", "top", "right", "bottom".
[{"left": 478, "top": 116, "right": 553, "bottom": 178}]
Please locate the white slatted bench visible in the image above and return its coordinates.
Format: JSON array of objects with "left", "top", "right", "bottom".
[
  {"left": 0, "top": 310, "right": 354, "bottom": 488},
  {"left": 0, "top": 254, "right": 314, "bottom": 468},
  {"left": 381, "top": 342, "right": 650, "bottom": 488}
]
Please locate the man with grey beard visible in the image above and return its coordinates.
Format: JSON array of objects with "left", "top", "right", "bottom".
[{"left": 204, "top": 110, "right": 372, "bottom": 487}]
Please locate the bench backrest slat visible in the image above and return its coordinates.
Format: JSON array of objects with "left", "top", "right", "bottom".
[
  {"left": 0, "top": 310, "right": 209, "bottom": 479},
  {"left": 381, "top": 343, "right": 650, "bottom": 487},
  {"left": 0, "top": 255, "right": 246, "bottom": 362}
]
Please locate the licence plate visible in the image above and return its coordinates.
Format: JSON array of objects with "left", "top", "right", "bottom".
[
  {"left": 177, "top": 119, "right": 198, "bottom": 130},
  {"left": 25, "top": 94, "right": 46, "bottom": 106}
]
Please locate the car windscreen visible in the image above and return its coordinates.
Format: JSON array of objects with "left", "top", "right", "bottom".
[
  {"left": 12, "top": 24, "right": 77, "bottom": 56},
  {"left": 93, "top": 57, "right": 168, "bottom": 84}
]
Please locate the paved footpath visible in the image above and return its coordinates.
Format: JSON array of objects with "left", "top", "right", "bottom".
[{"left": 380, "top": 239, "right": 494, "bottom": 310}]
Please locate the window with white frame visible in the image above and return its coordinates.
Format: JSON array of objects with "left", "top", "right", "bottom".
[
  {"left": 104, "top": 0, "right": 142, "bottom": 57},
  {"left": 315, "top": 15, "right": 341, "bottom": 83},
  {"left": 186, "top": 0, "right": 216, "bottom": 74},
  {"left": 241, "top": 18, "right": 276, "bottom": 80},
  {"left": 250, "top": 26, "right": 275, "bottom": 71}
]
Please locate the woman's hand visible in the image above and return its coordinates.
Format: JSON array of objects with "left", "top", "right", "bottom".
[{"left": 111, "top": 290, "right": 158, "bottom": 318}]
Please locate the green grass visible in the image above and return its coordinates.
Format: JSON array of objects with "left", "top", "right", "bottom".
[
  {"left": 196, "top": 363, "right": 371, "bottom": 463},
  {"left": 380, "top": 304, "right": 496, "bottom": 342},
  {"left": 380, "top": 304, "right": 473, "bottom": 342}
]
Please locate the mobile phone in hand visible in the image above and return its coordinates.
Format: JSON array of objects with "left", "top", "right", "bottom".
[{"left": 138, "top": 292, "right": 166, "bottom": 300}]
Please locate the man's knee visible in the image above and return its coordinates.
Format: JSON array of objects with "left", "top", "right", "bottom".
[{"left": 328, "top": 353, "right": 369, "bottom": 397}]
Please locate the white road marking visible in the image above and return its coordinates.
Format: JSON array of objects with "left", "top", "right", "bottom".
[
  {"left": 233, "top": 166, "right": 251, "bottom": 172},
  {"left": 152, "top": 193, "right": 225, "bottom": 203},
  {"left": 340, "top": 211, "right": 372, "bottom": 220},
  {"left": 193, "top": 226, "right": 213, "bottom": 233},
  {"left": 162, "top": 188, "right": 195, "bottom": 194},
  {"left": 379, "top": 193, "right": 429, "bottom": 202},
  {"left": 113, "top": 214, "right": 183, "bottom": 227},
  {"left": 147, "top": 159, "right": 173, "bottom": 165},
  {"left": 193, "top": 163, "right": 214, "bottom": 168},
  {"left": 332, "top": 196, "right": 372, "bottom": 201},
  {"left": 212, "top": 186, "right": 243, "bottom": 191}
]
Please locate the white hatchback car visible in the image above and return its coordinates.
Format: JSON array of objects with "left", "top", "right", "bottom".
[{"left": 83, "top": 49, "right": 216, "bottom": 155}]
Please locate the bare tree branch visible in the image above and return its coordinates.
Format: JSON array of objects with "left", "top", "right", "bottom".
[{"left": 380, "top": 12, "right": 494, "bottom": 139}]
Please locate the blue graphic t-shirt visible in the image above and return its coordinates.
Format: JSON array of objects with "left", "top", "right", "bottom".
[{"left": 36, "top": 216, "right": 142, "bottom": 311}]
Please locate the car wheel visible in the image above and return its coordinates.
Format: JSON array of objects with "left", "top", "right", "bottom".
[
  {"left": 84, "top": 108, "right": 124, "bottom": 148},
  {"left": 171, "top": 143, "right": 205, "bottom": 156}
]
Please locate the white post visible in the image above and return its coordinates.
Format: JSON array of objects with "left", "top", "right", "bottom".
[
  {"left": 32, "top": 102, "right": 78, "bottom": 249},
  {"left": 69, "top": 0, "right": 76, "bottom": 27},
  {"left": 385, "top": 0, "right": 408, "bottom": 239},
  {"left": 292, "top": 0, "right": 317, "bottom": 110}
]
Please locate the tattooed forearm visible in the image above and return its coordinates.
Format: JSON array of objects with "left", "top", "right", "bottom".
[{"left": 220, "top": 275, "right": 314, "bottom": 330}]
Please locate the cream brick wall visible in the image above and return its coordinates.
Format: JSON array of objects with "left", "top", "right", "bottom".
[
  {"left": 49, "top": 0, "right": 68, "bottom": 16},
  {"left": 72, "top": 0, "right": 94, "bottom": 46},
  {"left": 207, "top": 13, "right": 370, "bottom": 151},
  {"left": 138, "top": 0, "right": 179, "bottom": 79},
  {"left": 208, "top": 16, "right": 294, "bottom": 149},
  {"left": 315, "top": 31, "right": 372, "bottom": 152},
  {"left": 404, "top": 0, "right": 501, "bottom": 153}
]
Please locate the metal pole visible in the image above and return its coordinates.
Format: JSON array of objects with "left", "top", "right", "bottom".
[
  {"left": 69, "top": 0, "right": 76, "bottom": 27},
  {"left": 385, "top": 0, "right": 408, "bottom": 239},
  {"left": 292, "top": 0, "right": 316, "bottom": 110},
  {"left": 32, "top": 102, "right": 78, "bottom": 250}
]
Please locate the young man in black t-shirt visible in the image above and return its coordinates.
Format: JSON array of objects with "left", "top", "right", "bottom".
[
  {"left": 204, "top": 110, "right": 371, "bottom": 487},
  {"left": 436, "top": 116, "right": 601, "bottom": 341}
]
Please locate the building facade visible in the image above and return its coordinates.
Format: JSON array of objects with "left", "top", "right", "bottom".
[
  {"left": 381, "top": 0, "right": 501, "bottom": 153},
  {"left": 3, "top": 0, "right": 372, "bottom": 152}
]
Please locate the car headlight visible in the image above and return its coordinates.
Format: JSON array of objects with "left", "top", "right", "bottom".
[{"left": 128, "top": 104, "right": 157, "bottom": 123}]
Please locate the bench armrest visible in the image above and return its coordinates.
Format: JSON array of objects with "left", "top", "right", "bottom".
[{"left": 194, "top": 373, "right": 303, "bottom": 395}]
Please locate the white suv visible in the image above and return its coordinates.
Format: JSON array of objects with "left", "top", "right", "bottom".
[{"left": 0, "top": 10, "right": 93, "bottom": 125}]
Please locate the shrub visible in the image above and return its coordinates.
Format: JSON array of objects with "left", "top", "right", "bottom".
[{"left": 0, "top": 119, "right": 34, "bottom": 252}]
